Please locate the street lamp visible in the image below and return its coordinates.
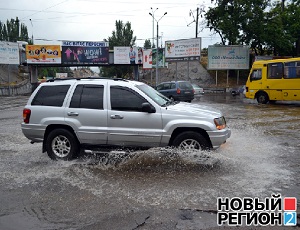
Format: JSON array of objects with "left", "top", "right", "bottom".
[
  {"left": 150, "top": 7, "right": 158, "bottom": 48},
  {"left": 149, "top": 11, "right": 167, "bottom": 86}
]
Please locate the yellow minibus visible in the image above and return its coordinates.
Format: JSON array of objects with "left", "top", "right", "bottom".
[{"left": 245, "top": 57, "right": 300, "bottom": 103}]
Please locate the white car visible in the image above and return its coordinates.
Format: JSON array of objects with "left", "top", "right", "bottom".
[{"left": 192, "top": 83, "right": 204, "bottom": 99}]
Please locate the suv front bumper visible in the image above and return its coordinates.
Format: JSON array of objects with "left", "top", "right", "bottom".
[{"left": 207, "top": 127, "right": 231, "bottom": 149}]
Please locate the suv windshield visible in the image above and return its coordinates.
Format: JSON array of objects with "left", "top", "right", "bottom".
[{"left": 136, "top": 84, "right": 170, "bottom": 106}]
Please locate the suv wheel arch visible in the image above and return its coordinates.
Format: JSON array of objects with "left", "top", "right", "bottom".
[
  {"left": 45, "top": 127, "right": 79, "bottom": 160},
  {"left": 169, "top": 128, "right": 212, "bottom": 150}
]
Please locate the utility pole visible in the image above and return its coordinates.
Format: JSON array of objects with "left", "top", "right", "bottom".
[
  {"left": 187, "top": 6, "right": 203, "bottom": 38},
  {"left": 196, "top": 7, "right": 199, "bottom": 38}
]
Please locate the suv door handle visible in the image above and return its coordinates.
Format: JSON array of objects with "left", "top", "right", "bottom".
[
  {"left": 110, "top": 114, "right": 124, "bottom": 119},
  {"left": 67, "top": 112, "right": 79, "bottom": 116}
]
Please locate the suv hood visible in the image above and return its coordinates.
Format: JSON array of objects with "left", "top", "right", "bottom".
[{"left": 162, "top": 102, "right": 223, "bottom": 118}]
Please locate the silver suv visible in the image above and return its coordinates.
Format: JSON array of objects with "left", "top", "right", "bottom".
[{"left": 21, "top": 78, "right": 231, "bottom": 160}]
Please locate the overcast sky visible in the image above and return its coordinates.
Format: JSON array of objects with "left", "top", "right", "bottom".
[{"left": 0, "top": 0, "right": 221, "bottom": 48}]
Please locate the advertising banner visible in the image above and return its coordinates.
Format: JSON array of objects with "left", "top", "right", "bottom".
[
  {"left": 26, "top": 45, "right": 61, "bottom": 64},
  {"left": 208, "top": 45, "right": 250, "bottom": 70},
  {"left": 165, "top": 38, "right": 201, "bottom": 62},
  {"left": 152, "top": 48, "right": 165, "bottom": 68},
  {"left": 0, "top": 41, "right": 19, "bottom": 64},
  {"left": 142, "top": 49, "right": 152, "bottom": 69},
  {"left": 113, "top": 46, "right": 143, "bottom": 64},
  {"left": 62, "top": 41, "right": 109, "bottom": 65}
]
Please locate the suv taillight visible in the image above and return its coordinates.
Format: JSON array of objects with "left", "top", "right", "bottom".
[
  {"left": 23, "top": 109, "right": 31, "bottom": 124},
  {"left": 176, "top": 88, "right": 181, "bottom": 94}
]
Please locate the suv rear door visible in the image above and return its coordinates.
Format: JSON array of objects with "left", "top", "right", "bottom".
[
  {"left": 107, "top": 83, "right": 163, "bottom": 147},
  {"left": 65, "top": 83, "right": 108, "bottom": 145}
]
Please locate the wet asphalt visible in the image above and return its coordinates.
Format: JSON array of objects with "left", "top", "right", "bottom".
[{"left": 0, "top": 94, "right": 299, "bottom": 230}]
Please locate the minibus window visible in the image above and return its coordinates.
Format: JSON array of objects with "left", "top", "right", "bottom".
[
  {"left": 268, "top": 63, "right": 283, "bottom": 79},
  {"left": 250, "top": 69, "right": 262, "bottom": 81},
  {"left": 284, "top": 61, "right": 300, "bottom": 79}
]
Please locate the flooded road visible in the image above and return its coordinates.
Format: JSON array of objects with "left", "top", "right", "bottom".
[{"left": 0, "top": 95, "right": 299, "bottom": 229}]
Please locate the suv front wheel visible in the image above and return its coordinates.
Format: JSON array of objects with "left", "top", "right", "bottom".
[
  {"left": 45, "top": 128, "right": 79, "bottom": 160},
  {"left": 172, "top": 131, "right": 211, "bottom": 150}
]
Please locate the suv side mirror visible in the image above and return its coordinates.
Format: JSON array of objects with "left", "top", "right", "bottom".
[{"left": 141, "top": 102, "right": 156, "bottom": 113}]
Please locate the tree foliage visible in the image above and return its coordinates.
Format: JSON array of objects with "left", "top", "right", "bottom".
[
  {"left": 0, "top": 17, "right": 31, "bottom": 43},
  {"left": 205, "top": 0, "right": 300, "bottom": 56},
  {"left": 38, "top": 67, "right": 74, "bottom": 79},
  {"left": 144, "top": 39, "right": 152, "bottom": 49},
  {"left": 101, "top": 20, "right": 136, "bottom": 78}
]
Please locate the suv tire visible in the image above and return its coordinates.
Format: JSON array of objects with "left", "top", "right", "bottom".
[
  {"left": 172, "top": 131, "right": 210, "bottom": 150},
  {"left": 45, "top": 129, "right": 79, "bottom": 161}
]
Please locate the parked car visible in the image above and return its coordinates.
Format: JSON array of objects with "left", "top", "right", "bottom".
[
  {"left": 191, "top": 83, "right": 204, "bottom": 99},
  {"left": 230, "top": 85, "right": 246, "bottom": 96},
  {"left": 21, "top": 78, "right": 231, "bottom": 161},
  {"left": 156, "top": 81, "right": 194, "bottom": 102}
]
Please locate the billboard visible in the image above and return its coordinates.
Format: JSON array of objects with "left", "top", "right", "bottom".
[
  {"left": 0, "top": 41, "right": 19, "bottom": 64},
  {"left": 26, "top": 45, "right": 61, "bottom": 64},
  {"left": 165, "top": 38, "right": 201, "bottom": 62},
  {"left": 142, "top": 49, "right": 152, "bottom": 69},
  {"left": 113, "top": 46, "right": 143, "bottom": 64},
  {"left": 208, "top": 45, "right": 250, "bottom": 70},
  {"left": 62, "top": 41, "right": 109, "bottom": 65}
]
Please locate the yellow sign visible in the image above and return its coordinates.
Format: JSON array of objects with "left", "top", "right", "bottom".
[{"left": 26, "top": 45, "right": 61, "bottom": 64}]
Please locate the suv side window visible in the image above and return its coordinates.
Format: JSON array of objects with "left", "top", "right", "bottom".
[
  {"left": 32, "top": 85, "right": 70, "bottom": 107},
  {"left": 110, "top": 86, "right": 147, "bottom": 112},
  {"left": 156, "top": 84, "right": 164, "bottom": 91},
  {"left": 70, "top": 84, "right": 104, "bottom": 109},
  {"left": 170, "top": 83, "right": 176, "bottom": 89}
]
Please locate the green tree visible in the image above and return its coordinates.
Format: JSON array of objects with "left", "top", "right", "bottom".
[
  {"left": 101, "top": 20, "right": 136, "bottom": 78},
  {"left": 0, "top": 17, "right": 30, "bottom": 43},
  {"left": 38, "top": 67, "right": 74, "bottom": 79},
  {"left": 205, "top": 0, "right": 243, "bottom": 45},
  {"left": 205, "top": 0, "right": 300, "bottom": 56},
  {"left": 144, "top": 39, "right": 151, "bottom": 49},
  {"left": 238, "top": 0, "right": 269, "bottom": 55}
]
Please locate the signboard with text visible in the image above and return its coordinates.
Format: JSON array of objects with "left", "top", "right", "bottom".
[
  {"left": 142, "top": 49, "right": 152, "bottom": 69},
  {"left": 0, "top": 41, "right": 19, "bottom": 64},
  {"left": 26, "top": 45, "right": 61, "bottom": 64},
  {"left": 165, "top": 38, "right": 201, "bottom": 62},
  {"left": 113, "top": 46, "right": 143, "bottom": 64},
  {"left": 62, "top": 41, "right": 109, "bottom": 65},
  {"left": 208, "top": 45, "right": 250, "bottom": 70}
]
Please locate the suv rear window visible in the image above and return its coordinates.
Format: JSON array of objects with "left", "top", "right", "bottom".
[{"left": 32, "top": 85, "right": 70, "bottom": 107}]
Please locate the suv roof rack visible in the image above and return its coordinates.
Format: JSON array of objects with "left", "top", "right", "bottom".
[{"left": 46, "top": 77, "right": 128, "bottom": 82}]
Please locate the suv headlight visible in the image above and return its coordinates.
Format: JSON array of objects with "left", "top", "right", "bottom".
[{"left": 214, "top": 116, "right": 226, "bottom": 130}]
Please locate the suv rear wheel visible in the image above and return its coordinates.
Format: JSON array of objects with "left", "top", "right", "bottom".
[
  {"left": 172, "top": 131, "right": 210, "bottom": 150},
  {"left": 45, "top": 129, "right": 79, "bottom": 160}
]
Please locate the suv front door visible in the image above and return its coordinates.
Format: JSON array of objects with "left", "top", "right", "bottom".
[{"left": 107, "top": 85, "right": 163, "bottom": 147}]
